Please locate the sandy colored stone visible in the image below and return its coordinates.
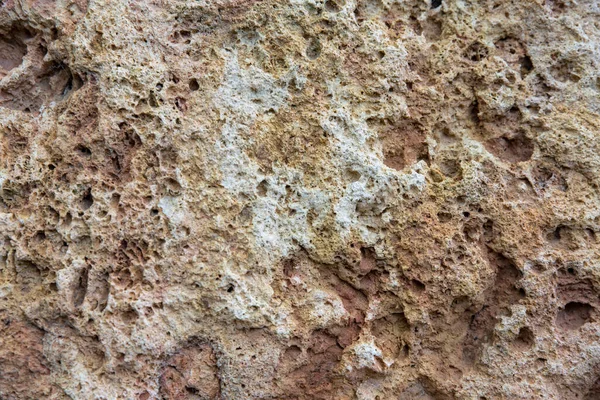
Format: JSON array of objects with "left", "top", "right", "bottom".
[{"left": 1, "top": 0, "right": 600, "bottom": 398}]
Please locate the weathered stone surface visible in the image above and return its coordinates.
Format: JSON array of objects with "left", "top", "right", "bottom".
[{"left": 1, "top": 0, "right": 600, "bottom": 398}]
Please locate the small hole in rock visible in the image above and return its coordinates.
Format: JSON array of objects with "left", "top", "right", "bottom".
[
  {"left": 557, "top": 302, "right": 594, "bottom": 331},
  {"left": 411, "top": 279, "right": 426, "bottom": 292},
  {"left": 185, "top": 386, "right": 200, "bottom": 395},
  {"left": 520, "top": 55, "right": 533, "bottom": 76},
  {"left": 75, "top": 144, "right": 92, "bottom": 156},
  {"left": 80, "top": 189, "right": 94, "bottom": 210},
  {"left": 0, "top": 30, "right": 27, "bottom": 72},
  {"left": 514, "top": 326, "right": 534, "bottom": 350},
  {"left": 346, "top": 170, "right": 361, "bottom": 182},
  {"left": 111, "top": 193, "right": 121, "bottom": 209},
  {"left": 188, "top": 78, "right": 200, "bottom": 91},
  {"left": 438, "top": 212, "right": 452, "bottom": 223},
  {"left": 464, "top": 42, "right": 488, "bottom": 62},
  {"left": 306, "top": 38, "right": 322, "bottom": 60},
  {"left": 138, "top": 391, "right": 150, "bottom": 400},
  {"left": 324, "top": 0, "right": 342, "bottom": 12},
  {"left": 283, "top": 345, "right": 302, "bottom": 359},
  {"left": 33, "top": 230, "right": 46, "bottom": 241},
  {"left": 485, "top": 133, "right": 534, "bottom": 163},
  {"left": 257, "top": 180, "right": 268, "bottom": 197}
]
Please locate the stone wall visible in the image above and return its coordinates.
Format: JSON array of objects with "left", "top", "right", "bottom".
[{"left": 1, "top": 0, "right": 600, "bottom": 398}]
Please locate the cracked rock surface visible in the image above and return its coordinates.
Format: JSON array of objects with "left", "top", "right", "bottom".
[{"left": 1, "top": 0, "right": 600, "bottom": 398}]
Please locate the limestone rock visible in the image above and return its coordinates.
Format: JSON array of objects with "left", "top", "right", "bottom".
[{"left": 1, "top": 0, "right": 600, "bottom": 398}]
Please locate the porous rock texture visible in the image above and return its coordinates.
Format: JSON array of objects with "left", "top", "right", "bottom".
[{"left": 1, "top": 0, "right": 600, "bottom": 398}]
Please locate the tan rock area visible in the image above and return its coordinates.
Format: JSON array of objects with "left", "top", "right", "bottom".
[{"left": 1, "top": 0, "right": 600, "bottom": 398}]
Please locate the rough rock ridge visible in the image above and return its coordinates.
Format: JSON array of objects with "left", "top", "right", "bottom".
[{"left": 1, "top": 0, "right": 600, "bottom": 398}]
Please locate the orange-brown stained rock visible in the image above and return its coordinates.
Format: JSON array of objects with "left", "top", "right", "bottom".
[
  {"left": 277, "top": 329, "right": 355, "bottom": 400},
  {"left": 0, "top": 319, "right": 58, "bottom": 399},
  {"left": 159, "top": 344, "right": 220, "bottom": 400},
  {"left": 380, "top": 120, "right": 428, "bottom": 171},
  {"left": 484, "top": 132, "right": 534, "bottom": 163}
]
